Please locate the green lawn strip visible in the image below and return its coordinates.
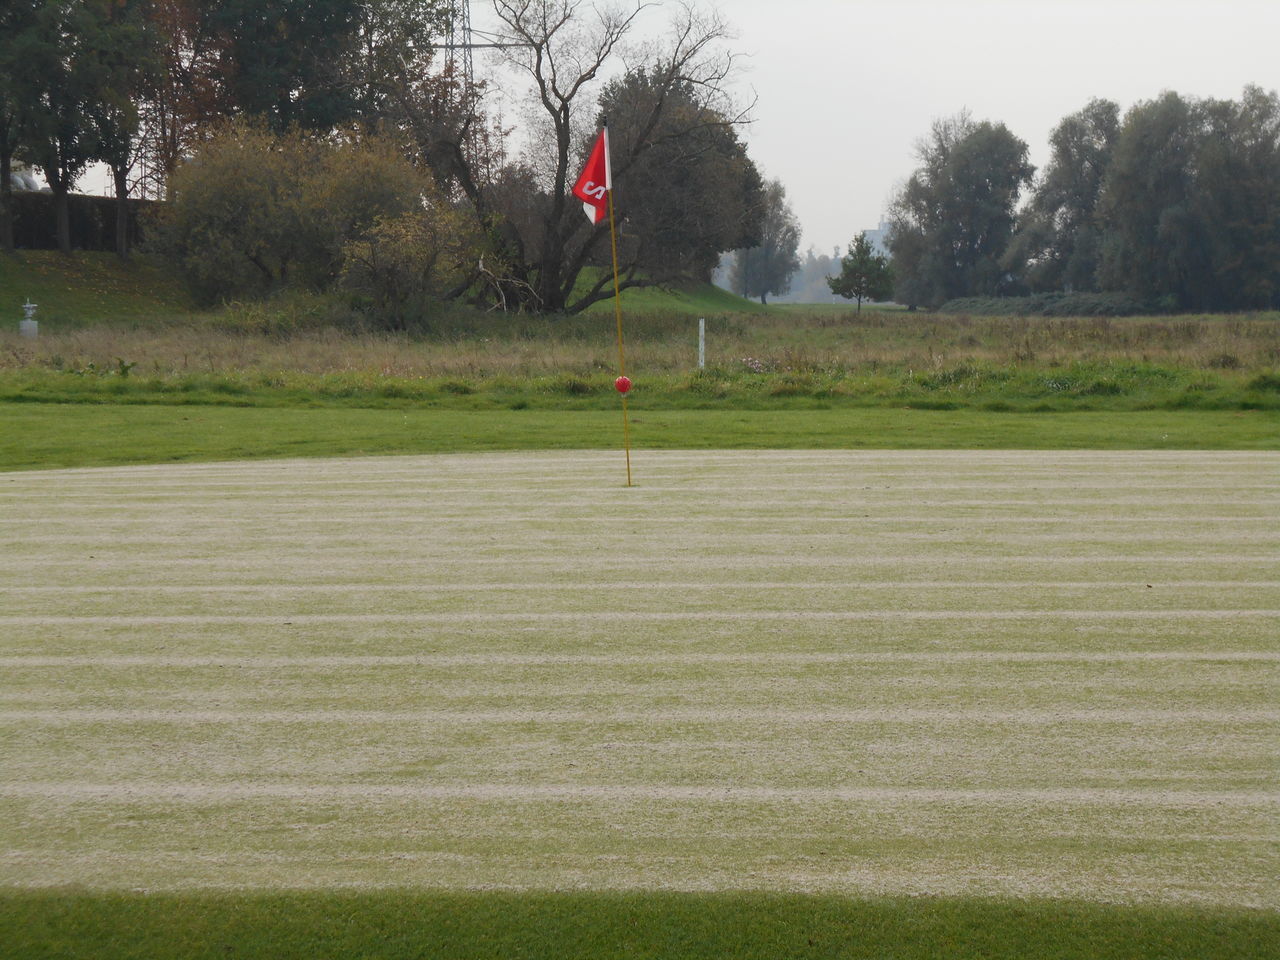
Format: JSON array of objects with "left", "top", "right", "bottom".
[
  {"left": 2, "top": 405, "right": 1277, "bottom": 470},
  {"left": 4, "top": 364, "right": 1277, "bottom": 411},
  {"left": 2, "top": 891, "right": 1274, "bottom": 960}
]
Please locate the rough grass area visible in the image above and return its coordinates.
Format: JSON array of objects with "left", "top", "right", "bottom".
[
  {"left": 2, "top": 890, "right": 1276, "bottom": 960},
  {"left": 2, "top": 451, "right": 1276, "bottom": 913},
  {"left": 3, "top": 302, "right": 1276, "bottom": 417},
  {"left": 4, "top": 306, "right": 1277, "bottom": 378}
]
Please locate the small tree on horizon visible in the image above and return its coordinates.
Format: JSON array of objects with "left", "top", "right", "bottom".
[{"left": 828, "top": 234, "right": 892, "bottom": 312}]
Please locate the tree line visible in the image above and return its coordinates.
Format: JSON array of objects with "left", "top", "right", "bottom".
[
  {"left": 0, "top": 0, "right": 766, "bottom": 316},
  {"left": 730, "top": 87, "right": 1280, "bottom": 314},
  {"left": 885, "top": 88, "right": 1280, "bottom": 313}
]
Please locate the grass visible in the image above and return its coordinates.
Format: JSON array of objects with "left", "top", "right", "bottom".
[
  {"left": 581, "top": 275, "right": 769, "bottom": 315},
  {"left": 3, "top": 890, "right": 1276, "bottom": 960},
  {"left": 1, "top": 406, "right": 1277, "bottom": 470},
  {"left": 2, "top": 253, "right": 1278, "bottom": 957},
  {"left": 1, "top": 450, "right": 1277, "bottom": 958},
  {"left": 6, "top": 304, "right": 1278, "bottom": 380},
  {"left": 2, "top": 252, "right": 1277, "bottom": 449},
  {"left": 0, "top": 250, "right": 192, "bottom": 326}
]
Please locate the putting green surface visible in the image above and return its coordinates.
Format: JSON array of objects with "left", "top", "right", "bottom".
[{"left": 1, "top": 450, "right": 1277, "bottom": 906}]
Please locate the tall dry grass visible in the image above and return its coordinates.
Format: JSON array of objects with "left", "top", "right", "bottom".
[{"left": 2, "top": 310, "right": 1277, "bottom": 379}]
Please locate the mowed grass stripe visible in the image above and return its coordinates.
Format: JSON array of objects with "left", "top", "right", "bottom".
[
  {"left": 4, "top": 447, "right": 1271, "bottom": 474},
  {"left": 5, "top": 578, "right": 1277, "bottom": 594},
  {"left": 10, "top": 615, "right": 1279, "bottom": 657},
  {"left": 3, "top": 796, "right": 1275, "bottom": 906},
  {"left": 4, "top": 651, "right": 1280, "bottom": 668},
  {"left": 1, "top": 450, "right": 1277, "bottom": 906},
  {"left": 1, "top": 557, "right": 1272, "bottom": 590},
  {"left": 3, "top": 782, "right": 1275, "bottom": 805},
  {"left": 5, "top": 610, "right": 1278, "bottom": 625},
  {"left": 6, "top": 519, "right": 1277, "bottom": 536},
  {"left": 7, "top": 656, "right": 1274, "bottom": 721},
  {"left": 5, "top": 584, "right": 1276, "bottom": 617},
  {"left": 6, "top": 726, "right": 1269, "bottom": 796},
  {"left": 7, "top": 705, "right": 1279, "bottom": 722},
  {"left": 8, "top": 491, "right": 1274, "bottom": 511}
]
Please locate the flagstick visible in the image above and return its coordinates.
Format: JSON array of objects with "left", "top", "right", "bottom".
[{"left": 606, "top": 188, "right": 632, "bottom": 487}]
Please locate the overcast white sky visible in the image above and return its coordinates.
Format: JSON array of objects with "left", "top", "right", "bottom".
[{"left": 717, "top": 0, "right": 1280, "bottom": 254}]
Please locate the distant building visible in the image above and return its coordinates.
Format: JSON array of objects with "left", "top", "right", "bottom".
[
  {"left": 8, "top": 160, "right": 44, "bottom": 192},
  {"left": 861, "top": 220, "right": 891, "bottom": 257}
]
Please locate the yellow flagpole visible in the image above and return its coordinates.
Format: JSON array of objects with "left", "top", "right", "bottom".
[{"left": 607, "top": 187, "right": 632, "bottom": 487}]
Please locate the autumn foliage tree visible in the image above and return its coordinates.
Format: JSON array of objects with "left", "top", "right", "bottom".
[{"left": 154, "top": 122, "right": 475, "bottom": 313}]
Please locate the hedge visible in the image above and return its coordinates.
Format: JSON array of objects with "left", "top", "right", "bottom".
[
  {"left": 3, "top": 190, "right": 152, "bottom": 252},
  {"left": 937, "top": 292, "right": 1152, "bottom": 317}
]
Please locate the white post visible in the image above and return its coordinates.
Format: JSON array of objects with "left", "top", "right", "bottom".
[
  {"left": 698, "top": 317, "right": 705, "bottom": 370},
  {"left": 19, "top": 300, "right": 37, "bottom": 338}
]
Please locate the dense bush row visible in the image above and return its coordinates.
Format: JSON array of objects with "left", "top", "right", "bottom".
[
  {"left": 8, "top": 192, "right": 149, "bottom": 252},
  {"left": 937, "top": 292, "right": 1151, "bottom": 317}
]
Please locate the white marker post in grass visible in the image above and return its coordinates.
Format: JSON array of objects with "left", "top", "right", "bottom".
[{"left": 699, "top": 318, "right": 705, "bottom": 370}]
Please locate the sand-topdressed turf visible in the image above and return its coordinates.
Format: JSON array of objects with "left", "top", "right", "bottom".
[{"left": 1, "top": 450, "right": 1277, "bottom": 911}]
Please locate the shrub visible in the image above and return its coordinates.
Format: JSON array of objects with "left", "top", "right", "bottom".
[
  {"left": 339, "top": 205, "right": 477, "bottom": 331},
  {"left": 149, "top": 122, "right": 477, "bottom": 317},
  {"left": 937, "top": 292, "right": 1151, "bottom": 317}
]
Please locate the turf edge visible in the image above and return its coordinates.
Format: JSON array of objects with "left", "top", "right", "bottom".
[{"left": 3, "top": 891, "right": 1276, "bottom": 960}]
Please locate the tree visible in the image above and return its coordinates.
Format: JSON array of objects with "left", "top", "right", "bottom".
[
  {"left": 133, "top": 1, "right": 451, "bottom": 198},
  {"left": 1005, "top": 98, "right": 1119, "bottom": 292},
  {"left": 730, "top": 178, "right": 800, "bottom": 304},
  {"left": 22, "top": 0, "right": 112, "bottom": 253},
  {"left": 887, "top": 112, "right": 1034, "bottom": 309},
  {"left": 135, "top": 0, "right": 229, "bottom": 195},
  {"left": 204, "top": 0, "right": 364, "bottom": 132},
  {"left": 784, "top": 246, "right": 842, "bottom": 303},
  {"left": 18, "top": 1, "right": 163, "bottom": 255},
  {"left": 445, "top": 0, "right": 752, "bottom": 313},
  {"left": 1096, "top": 87, "right": 1280, "bottom": 310},
  {"left": 342, "top": 0, "right": 452, "bottom": 127},
  {"left": 87, "top": 0, "right": 160, "bottom": 257},
  {"left": 1094, "top": 91, "right": 1202, "bottom": 308},
  {"left": 600, "top": 69, "right": 763, "bottom": 292},
  {"left": 0, "top": 0, "right": 39, "bottom": 251},
  {"left": 1188, "top": 86, "right": 1280, "bottom": 309},
  {"left": 828, "top": 234, "right": 892, "bottom": 312}
]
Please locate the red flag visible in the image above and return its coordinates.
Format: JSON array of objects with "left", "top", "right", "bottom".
[{"left": 572, "top": 127, "right": 611, "bottom": 225}]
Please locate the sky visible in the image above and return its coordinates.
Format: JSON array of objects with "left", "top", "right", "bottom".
[{"left": 716, "top": 0, "right": 1280, "bottom": 255}]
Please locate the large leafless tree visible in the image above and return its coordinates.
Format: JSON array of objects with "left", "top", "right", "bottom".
[{"left": 459, "top": 0, "right": 755, "bottom": 312}]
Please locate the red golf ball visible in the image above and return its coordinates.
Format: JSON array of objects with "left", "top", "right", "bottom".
[{"left": 614, "top": 376, "right": 632, "bottom": 394}]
